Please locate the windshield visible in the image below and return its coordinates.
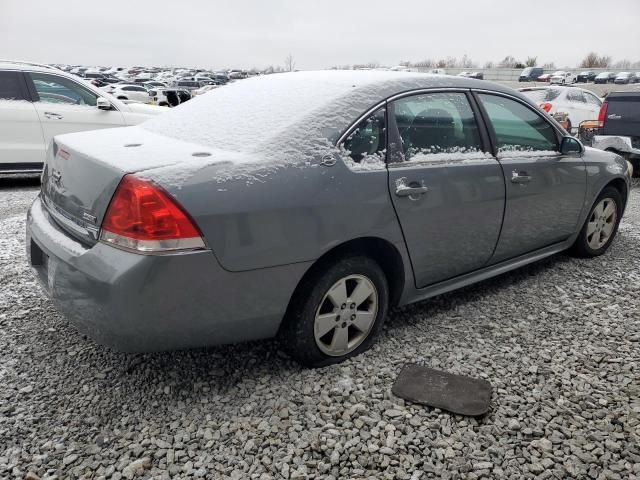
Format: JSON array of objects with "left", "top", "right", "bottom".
[
  {"left": 521, "top": 68, "right": 532, "bottom": 75},
  {"left": 521, "top": 88, "right": 562, "bottom": 103},
  {"left": 552, "top": 71, "right": 564, "bottom": 76},
  {"left": 596, "top": 72, "right": 610, "bottom": 78}
]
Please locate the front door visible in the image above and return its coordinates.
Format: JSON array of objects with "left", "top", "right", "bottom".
[
  {"left": 476, "top": 93, "right": 587, "bottom": 263},
  {"left": 387, "top": 91, "right": 505, "bottom": 288},
  {"left": 26, "top": 71, "right": 125, "bottom": 147}
]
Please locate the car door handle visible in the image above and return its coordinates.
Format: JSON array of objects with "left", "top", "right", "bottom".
[
  {"left": 395, "top": 182, "right": 429, "bottom": 197},
  {"left": 44, "top": 111, "right": 63, "bottom": 120},
  {"left": 511, "top": 171, "right": 532, "bottom": 184}
]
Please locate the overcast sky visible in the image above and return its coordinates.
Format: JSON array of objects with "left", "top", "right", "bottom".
[{"left": 1, "top": 0, "right": 638, "bottom": 70}]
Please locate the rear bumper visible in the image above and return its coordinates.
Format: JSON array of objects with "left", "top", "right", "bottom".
[{"left": 26, "top": 196, "right": 309, "bottom": 352}]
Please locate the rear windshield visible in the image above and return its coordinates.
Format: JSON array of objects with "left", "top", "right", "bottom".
[
  {"left": 521, "top": 88, "right": 562, "bottom": 103},
  {"left": 142, "top": 71, "right": 387, "bottom": 152}
]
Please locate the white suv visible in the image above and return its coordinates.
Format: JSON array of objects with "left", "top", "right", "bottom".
[
  {"left": 107, "top": 84, "right": 153, "bottom": 103},
  {"left": 0, "top": 61, "right": 166, "bottom": 174}
]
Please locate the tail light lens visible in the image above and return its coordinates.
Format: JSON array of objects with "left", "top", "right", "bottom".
[
  {"left": 597, "top": 101, "right": 608, "bottom": 128},
  {"left": 99, "top": 175, "right": 205, "bottom": 253},
  {"left": 540, "top": 102, "right": 553, "bottom": 113}
]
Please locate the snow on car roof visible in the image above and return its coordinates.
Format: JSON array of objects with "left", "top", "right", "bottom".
[{"left": 140, "top": 70, "right": 484, "bottom": 153}]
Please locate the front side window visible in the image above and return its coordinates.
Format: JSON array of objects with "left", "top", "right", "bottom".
[
  {"left": 392, "top": 92, "right": 482, "bottom": 161},
  {"left": 29, "top": 72, "right": 97, "bottom": 106},
  {"left": 0, "top": 71, "right": 25, "bottom": 100},
  {"left": 341, "top": 107, "right": 386, "bottom": 166},
  {"left": 478, "top": 94, "right": 558, "bottom": 153}
]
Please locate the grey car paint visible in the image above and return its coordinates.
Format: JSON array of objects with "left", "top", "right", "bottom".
[{"left": 27, "top": 72, "right": 631, "bottom": 352}]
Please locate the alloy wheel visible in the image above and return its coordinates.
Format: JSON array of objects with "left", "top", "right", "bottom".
[
  {"left": 313, "top": 274, "right": 378, "bottom": 356},
  {"left": 586, "top": 198, "right": 617, "bottom": 250}
]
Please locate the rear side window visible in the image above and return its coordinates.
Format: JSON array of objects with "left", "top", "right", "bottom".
[
  {"left": 584, "top": 92, "right": 601, "bottom": 106},
  {"left": 341, "top": 107, "right": 386, "bottom": 166},
  {"left": 478, "top": 94, "right": 558, "bottom": 153},
  {"left": 522, "top": 88, "right": 561, "bottom": 103},
  {"left": 392, "top": 92, "right": 482, "bottom": 161},
  {"left": 0, "top": 71, "right": 25, "bottom": 100}
]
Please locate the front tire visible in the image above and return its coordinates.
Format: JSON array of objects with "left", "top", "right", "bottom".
[
  {"left": 571, "top": 187, "right": 622, "bottom": 257},
  {"left": 280, "top": 256, "right": 389, "bottom": 367}
]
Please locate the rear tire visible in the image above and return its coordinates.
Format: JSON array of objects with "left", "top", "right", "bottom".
[
  {"left": 280, "top": 256, "right": 389, "bottom": 367},
  {"left": 570, "top": 186, "right": 622, "bottom": 258}
]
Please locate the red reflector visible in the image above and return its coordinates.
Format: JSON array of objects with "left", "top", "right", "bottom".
[
  {"left": 101, "top": 175, "right": 201, "bottom": 241},
  {"left": 597, "top": 101, "right": 608, "bottom": 128},
  {"left": 540, "top": 102, "right": 553, "bottom": 113}
]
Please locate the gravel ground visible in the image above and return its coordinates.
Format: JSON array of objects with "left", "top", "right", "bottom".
[{"left": 1, "top": 178, "right": 639, "bottom": 480}]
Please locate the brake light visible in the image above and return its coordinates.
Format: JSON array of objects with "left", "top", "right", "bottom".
[
  {"left": 597, "top": 101, "right": 608, "bottom": 128},
  {"left": 540, "top": 102, "right": 553, "bottom": 113},
  {"left": 99, "top": 175, "right": 205, "bottom": 253}
]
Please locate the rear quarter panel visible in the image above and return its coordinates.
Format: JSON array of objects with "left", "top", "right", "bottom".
[{"left": 161, "top": 158, "right": 408, "bottom": 273}]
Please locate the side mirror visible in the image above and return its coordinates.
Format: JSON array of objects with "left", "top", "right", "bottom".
[
  {"left": 560, "top": 136, "right": 584, "bottom": 155},
  {"left": 96, "top": 97, "right": 113, "bottom": 111}
]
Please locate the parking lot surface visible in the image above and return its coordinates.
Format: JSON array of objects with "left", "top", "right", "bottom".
[{"left": 1, "top": 179, "right": 639, "bottom": 479}]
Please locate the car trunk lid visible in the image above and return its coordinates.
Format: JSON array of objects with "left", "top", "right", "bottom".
[{"left": 40, "top": 126, "right": 231, "bottom": 246}]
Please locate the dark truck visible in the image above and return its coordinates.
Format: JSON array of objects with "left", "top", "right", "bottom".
[{"left": 591, "top": 92, "right": 640, "bottom": 175}]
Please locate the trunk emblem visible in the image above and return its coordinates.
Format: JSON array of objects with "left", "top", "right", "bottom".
[
  {"left": 82, "top": 211, "right": 97, "bottom": 224},
  {"left": 51, "top": 169, "right": 62, "bottom": 185}
]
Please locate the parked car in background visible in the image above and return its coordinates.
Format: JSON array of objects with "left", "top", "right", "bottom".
[
  {"left": 614, "top": 72, "right": 637, "bottom": 84},
  {"left": 595, "top": 72, "right": 616, "bottom": 84},
  {"left": 592, "top": 91, "right": 640, "bottom": 175},
  {"left": 537, "top": 74, "right": 552, "bottom": 83},
  {"left": 519, "top": 67, "right": 544, "bottom": 82},
  {"left": 149, "top": 87, "right": 191, "bottom": 107},
  {"left": 174, "top": 80, "right": 203, "bottom": 92},
  {"left": 193, "top": 84, "right": 218, "bottom": 96},
  {"left": 520, "top": 86, "right": 602, "bottom": 134},
  {"left": 577, "top": 71, "right": 597, "bottom": 83},
  {"left": 428, "top": 68, "right": 446, "bottom": 75},
  {"left": 458, "top": 72, "right": 484, "bottom": 80},
  {"left": 550, "top": 71, "right": 576, "bottom": 85},
  {"left": 26, "top": 71, "right": 630, "bottom": 367},
  {"left": 0, "top": 60, "right": 165, "bottom": 174},
  {"left": 108, "top": 84, "right": 152, "bottom": 103}
]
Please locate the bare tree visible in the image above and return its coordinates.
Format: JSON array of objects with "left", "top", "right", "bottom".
[
  {"left": 580, "top": 52, "right": 611, "bottom": 68},
  {"left": 460, "top": 54, "right": 476, "bottom": 68},
  {"left": 499, "top": 55, "right": 519, "bottom": 68},
  {"left": 525, "top": 56, "right": 538, "bottom": 67},
  {"left": 483, "top": 61, "right": 495, "bottom": 69},
  {"left": 413, "top": 59, "right": 435, "bottom": 68},
  {"left": 614, "top": 59, "right": 632, "bottom": 69},
  {"left": 284, "top": 53, "right": 296, "bottom": 72}
]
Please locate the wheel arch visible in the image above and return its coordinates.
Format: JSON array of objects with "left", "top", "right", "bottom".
[
  {"left": 283, "top": 237, "right": 406, "bottom": 324},
  {"left": 603, "top": 177, "right": 629, "bottom": 210}
]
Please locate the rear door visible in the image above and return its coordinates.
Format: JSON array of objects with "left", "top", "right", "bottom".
[
  {"left": 0, "top": 71, "right": 46, "bottom": 168},
  {"left": 386, "top": 91, "right": 505, "bottom": 288},
  {"left": 25, "top": 71, "right": 125, "bottom": 147},
  {"left": 476, "top": 92, "right": 586, "bottom": 263}
]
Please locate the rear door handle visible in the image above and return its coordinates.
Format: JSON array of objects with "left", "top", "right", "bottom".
[
  {"left": 511, "top": 171, "right": 532, "bottom": 184},
  {"left": 44, "top": 111, "right": 64, "bottom": 120},
  {"left": 395, "top": 179, "right": 429, "bottom": 197}
]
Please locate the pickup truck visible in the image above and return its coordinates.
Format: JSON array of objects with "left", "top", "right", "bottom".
[{"left": 592, "top": 92, "right": 640, "bottom": 176}]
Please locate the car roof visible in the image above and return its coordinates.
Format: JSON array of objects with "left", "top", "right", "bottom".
[{"left": 0, "top": 60, "right": 60, "bottom": 73}]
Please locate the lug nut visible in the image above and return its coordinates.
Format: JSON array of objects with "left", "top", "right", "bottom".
[
  {"left": 351, "top": 314, "right": 356, "bottom": 320},
  {"left": 350, "top": 303, "right": 356, "bottom": 309},
  {"left": 341, "top": 304, "right": 346, "bottom": 309}
]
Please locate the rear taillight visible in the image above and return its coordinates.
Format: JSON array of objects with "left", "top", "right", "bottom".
[
  {"left": 99, "top": 175, "right": 205, "bottom": 253},
  {"left": 597, "top": 101, "right": 608, "bottom": 128},
  {"left": 540, "top": 102, "right": 553, "bottom": 113}
]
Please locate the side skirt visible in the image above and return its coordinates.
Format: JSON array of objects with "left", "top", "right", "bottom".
[{"left": 401, "top": 240, "right": 570, "bottom": 306}]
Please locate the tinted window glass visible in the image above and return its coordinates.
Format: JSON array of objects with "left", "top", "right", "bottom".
[
  {"left": 393, "top": 92, "right": 482, "bottom": 161},
  {"left": 30, "top": 72, "right": 97, "bottom": 106},
  {"left": 479, "top": 94, "right": 558, "bottom": 153},
  {"left": 342, "top": 107, "right": 386, "bottom": 165},
  {"left": 567, "top": 90, "right": 586, "bottom": 103},
  {"left": 0, "top": 71, "right": 24, "bottom": 100},
  {"left": 521, "top": 88, "right": 561, "bottom": 103}
]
